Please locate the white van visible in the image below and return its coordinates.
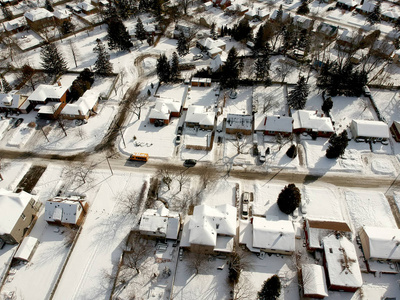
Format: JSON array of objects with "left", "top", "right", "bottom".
[{"left": 242, "top": 203, "right": 249, "bottom": 220}]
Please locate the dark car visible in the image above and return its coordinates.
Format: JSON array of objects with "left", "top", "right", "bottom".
[
  {"left": 14, "top": 118, "right": 23, "bottom": 128},
  {"left": 183, "top": 159, "right": 197, "bottom": 167},
  {"left": 177, "top": 126, "right": 183, "bottom": 135}
]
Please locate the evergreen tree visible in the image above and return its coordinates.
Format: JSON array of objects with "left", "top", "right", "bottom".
[
  {"left": 367, "top": 0, "right": 382, "bottom": 25},
  {"left": 322, "top": 96, "right": 333, "bottom": 115},
  {"left": 210, "top": 22, "right": 216, "bottom": 39},
  {"left": 135, "top": 18, "right": 147, "bottom": 43},
  {"left": 277, "top": 184, "right": 301, "bottom": 215},
  {"left": 114, "top": 0, "right": 136, "bottom": 20},
  {"left": 1, "top": 4, "right": 13, "bottom": 20},
  {"left": 60, "top": 20, "right": 75, "bottom": 35},
  {"left": 1, "top": 76, "right": 12, "bottom": 93},
  {"left": 232, "top": 19, "right": 252, "bottom": 42},
  {"left": 156, "top": 54, "right": 170, "bottom": 83},
  {"left": 170, "top": 52, "right": 180, "bottom": 82},
  {"left": 254, "top": 25, "right": 265, "bottom": 53},
  {"left": 297, "top": 2, "right": 310, "bottom": 15},
  {"left": 107, "top": 18, "right": 133, "bottom": 51},
  {"left": 177, "top": 33, "right": 189, "bottom": 56},
  {"left": 254, "top": 56, "right": 270, "bottom": 81},
  {"left": 220, "top": 26, "right": 225, "bottom": 37},
  {"left": 40, "top": 43, "right": 68, "bottom": 75},
  {"left": 287, "top": 76, "right": 309, "bottom": 110},
  {"left": 276, "top": 5, "right": 283, "bottom": 24},
  {"left": 45, "top": 0, "right": 54, "bottom": 12},
  {"left": 258, "top": 275, "right": 281, "bottom": 300},
  {"left": 326, "top": 130, "right": 348, "bottom": 159},
  {"left": 220, "top": 47, "right": 240, "bottom": 89},
  {"left": 93, "top": 38, "right": 113, "bottom": 76}
]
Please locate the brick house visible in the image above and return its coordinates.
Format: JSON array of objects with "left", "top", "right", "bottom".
[{"left": 24, "top": 8, "right": 54, "bottom": 31}]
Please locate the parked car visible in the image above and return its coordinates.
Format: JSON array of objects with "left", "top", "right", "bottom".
[
  {"left": 193, "top": 54, "right": 203, "bottom": 61},
  {"left": 183, "top": 159, "right": 197, "bottom": 167},
  {"left": 177, "top": 126, "right": 183, "bottom": 135},
  {"left": 14, "top": 118, "right": 23, "bottom": 128},
  {"left": 175, "top": 135, "right": 181, "bottom": 145},
  {"left": 242, "top": 192, "right": 250, "bottom": 204},
  {"left": 362, "top": 85, "right": 371, "bottom": 96},
  {"left": 259, "top": 153, "right": 266, "bottom": 163},
  {"left": 242, "top": 203, "right": 249, "bottom": 220}
]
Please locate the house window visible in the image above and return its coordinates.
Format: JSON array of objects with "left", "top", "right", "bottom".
[
  {"left": 21, "top": 213, "right": 26, "bottom": 220},
  {"left": 329, "top": 248, "right": 333, "bottom": 253}
]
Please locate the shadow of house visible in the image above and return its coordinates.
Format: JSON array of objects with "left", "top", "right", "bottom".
[{"left": 390, "top": 120, "right": 400, "bottom": 142}]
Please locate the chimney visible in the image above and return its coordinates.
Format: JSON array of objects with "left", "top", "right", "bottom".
[{"left": 57, "top": 81, "right": 61, "bottom": 86}]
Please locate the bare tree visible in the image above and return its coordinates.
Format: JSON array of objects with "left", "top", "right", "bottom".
[
  {"left": 64, "top": 161, "right": 96, "bottom": 187},
  {"left": 262, "top": 95, "right": 279, "bottom": 114},
  {"left": 118, "top": 190, "right": 140, "bottom": 215},
  {"left": 131, "top": 95, "right": 149, "bottom": 119},
  {"left": 157, "top": 163, "right": 176, "bottom": 190},
  {"left": 185, "top": 252, "right": 210, "bottom": 275},
  {"left": 233, "top": 276, "right": 254, "bottom": 300},
  {"left": 177, "top": 188, "right": 201, "bottom": 212},
  {"left": 231, "top": 135, "right": 247, "bottom": 155},
  {"left": 178, "top": 0, "right": 193, "bottom": 15},
  {"left": 199, "top": 166, "right": 218, "bottom": 189},
  {"left": 75, "top": 126, "right": 87, "bottom": 140},
  {"left": 176, "top": 171, "right": 190, "bottom": 192},
  {"left": 123, "top": 231, "right": 152, "bottom": 274},
  {"left": 68, "top": 39, "right": 79, "bottom": 68},
  {"left": 276, "top": 59, "right": 296, "bottom": 84}
]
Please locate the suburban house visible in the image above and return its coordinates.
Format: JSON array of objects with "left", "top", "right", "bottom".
[
  {"left": 3, "top": 16, "right": 27, "bottom": 34},
  {"left": 350, "top": 119, "right": 390, "bottom": 142},
  {"left": 196, "top": 38, "right": 226, "bottom": 58},
  {"left": 302, "top": 264, "right": 329, "bottom": 299},
  {"left": 0, "top": 189, "right": 38, "bottom": 245},
  {"left": 390, "top": 120, "right": 400, "bottom": 142},
  {"left": 60, "top": 92, "right": 99, "bottom": 120},
  {"left": 316, "top": 22, "right": 339, "bottom": 41},
  {"left": 304, "top": 218, "right": 352, "bottom": 251},
  {"left": 180, "top": 204, "right": 236, "bottom": 254},
  {"left": 336, "top": 0, "right": 358, "bottom": 10},
  {"left": 173, "top": 23, "right": 193, "bottom": 39},
  {"left": 356, "top": 1, "right": 375, "bottom": 15},
  {"left": 322, "top": 234, "right": 363, "bottom": 292},
  {"left": 45, "top": 197, "right": 88, "bottom": 226},
  {"left": 293, "top": 15, "right": 314, "bottom": 30},
  {"left": 239, "top": 218, "right": 295, "bottom": 255},
  {"left": 28, "top": 84, "right": 68, "bottom": 119},
  {"left": 191, "top": 77, "right": 212, "bottom": 87},
  {"left": 269, "top": 9, "right": 291, "bottom": 23},
  {"left": 244, "top": 8, "right": 269, "bottom": 21},
  {"left": 225, "top": 114, "right": 252, "bottom": 135},
  {"left": 76, "top": 1, "right": 97, "bottom": 14},
  {"left": 185, "top": 105, "right": 215, "bottom": 130},
  {"left": 139, "top": 206, "right": 180, "bottom": 240},
  {"left": 13, "top": 236, "right": 39, "bottom": 262},
  {"left": 24, "top": 8, "right": 54, "bottom": 31},
  {"left": 336, "top": 30, "right": 363, "bottom": 51},
  {"left": 226, "top": 4, "right": 249, "bottom": 16},
  {"left": 0, "top": 91, "right": 32, "bottom": 114},
  {"left": 53, "top": 9, "right": 72, "bottom": 25},
  {"left": 129, "top": 23, "right": 156, "bottom": 40},
  {"left": 371, "top": 39, "right": 395, "bottom": 59},
  {"left": 149, "top": 98, "right": 181, "bottom": 125},
  {"left": 256, "top": 115, "right": 293, "bottom": 137},
  {"left": 292, "top": 110, "right": 334, "bottom": 137},
  {"left": 212, "top": 0, "right": 231, "bottom": 10},
  {"left": 359, "top": 226, "right": 400, "bottom": 263},
  {"left": 382, "top": 9, "right": 400, "bottom": 22}
]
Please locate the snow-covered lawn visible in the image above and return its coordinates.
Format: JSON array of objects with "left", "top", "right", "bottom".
[
  {"left": 253, "top": 84, "right": 287, "bottom": 116},
  {"left": 344, "top": 189, "right": 397, "bottom": 232},
  {"left": 185, "top": 85, "right": 218, "bottom": 108},
  {"left": 157, "top": 84, "right": 187, "bottom": 106},
  {"left": 6, "top": 124, "right": 35, "bottom": 148},
  {"left": 201, "top": 178, "right": 236, "bottom": 207},
  {"left": 223, "top": 86, "right": 252, "bottom": 115}
]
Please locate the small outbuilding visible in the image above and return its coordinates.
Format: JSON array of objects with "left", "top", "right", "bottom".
[
  {"left": 14, "top": 236, "right": 39, "bottom": 262},
  {"left": 302, "top": 264, "right": 329, "bottom": 299},
  {"left": 350, "top": 119, "right": 390, "bottom": 142},
  {"left": 139, "top": 206, "right": 180, "bottom": 240}
]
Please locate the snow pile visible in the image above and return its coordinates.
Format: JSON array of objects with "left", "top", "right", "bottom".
[
  {"left": 371, "top": 158, "right": 396, "bottom": 175},
  {"left": 339, "top": 149, "right": 363, "bottom": 171},
  {"left": 7, "top": 124, "right": 35, "bottom": 148},
  {"left": 142, "top": 58, "right": 156, "bottom": 73}
]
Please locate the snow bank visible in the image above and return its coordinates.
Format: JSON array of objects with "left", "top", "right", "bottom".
[{"left": 371, "top": 158, "right": 396, "bottom": 176}]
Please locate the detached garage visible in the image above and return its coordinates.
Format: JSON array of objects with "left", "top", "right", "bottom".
[
  {"left": 350, "top": 120, "right": 389, "bottom": 142},
  {"left": 302, "top": 264, "right": 328, "bottom": 299}
]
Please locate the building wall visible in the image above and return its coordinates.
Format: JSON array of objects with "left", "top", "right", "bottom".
[
  {"left": 259, "top": 247, "right": 293, "bottom": 255},
  {"left": 226, "top": 127, "right": 252, "bottom": 135},
  {"left": 8, "top": 199, "right": 36, "bottom": 244},
  {"left": 149, "top": 118, "right": 170, "bottom": 125},
  {"left": 359, "top": 228, "right": 371, "bottom": 260},
  {"left": 264, "top": 130, "right": 292, "bottom": 137},
  {"left": 190, "top": 244, "right": 215, "bottom": 254},
  {"left": 26, "top": 16, "right": 54, "bottom": 31},
  {"left": 390, "top": 123, "right": 400, "bottom": 142}
]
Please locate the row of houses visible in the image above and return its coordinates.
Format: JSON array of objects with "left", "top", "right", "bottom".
[{"left": 0, "top": 84, "right": 99, "bottom": 120}]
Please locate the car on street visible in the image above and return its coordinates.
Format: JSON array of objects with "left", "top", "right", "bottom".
[
  {"left": 193, "top": 54, "right": 203, "bottom": 61},
  {"left": 175, "top": 135, "right": 181, "bottom": 145},
  {"left": 183, "top": 159, "right": 197, "bottom": 167}
]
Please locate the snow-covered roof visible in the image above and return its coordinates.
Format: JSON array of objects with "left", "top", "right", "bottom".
[
  {"left": 372, "top": 39, "right": 395, "bottom": 56},
  {"left": 53, "top": 9, "right": 71, "bottom": 20},
  {"left": 0, "top": 189, "right": 34, "bottom": 235},
  {"left": 28, "top": 84, "right": 68, "bottom": 102},
  {"left": 382, "top": 9, "right": 399, "bottom": 19},
  {"left": 322, "top": 234, "right": 363, "bottom": 289},
  {"left": 306, "top": 219, "right": 352, "bottom": 249},
  {"left": 302, "top": 264, "right": 329, "bottom": 297},
  {"left": 317, "top": 22, "right": 338, "bottom": 36},
  {"left": 362, "top": 226, "right": 400, "bottom": 261},
  {"left": 0, "top": 91, "right": 26, "bottom": 109},
  {"left": 188, "top": 204, "right": 236, "bottom": 247},
  {"left": 4, "top": 16, "right": 26, "bottom": 31},
  {"left": 351, "top": 120, "right": 389, "bottom": 139},
  {"left": 38, "top": 103, "right": 61, "bottom": 115},
  {"left": 293, "top": 15, "right": 313, "bottom": 29},
  {"left": 263, "top": 115, "right": 293, "bottom": 133},
  {"left": 24, "top": 8, "right": 53, "bottom": 22},
  {"left": 149, "top": 99, "right": 180, "bottom": 120},
  {"left": 252, "top": 217, "right": 295, "bottom": 252},
  {"left": 61, "top": 92, "right": 98, "bottom": 116},
  {"left": 338, "top": 30, "right": 363, "bottom": 44},
  {"left": 270, "top": 9, "right": 290, "bottom": 22},
  {"left": 76, "top": 1, "right": 96, "bottom": 11},
  {"left": 292, "top": 110, "right": 334, "bottom": 132},
  {"left": 198, "top": 38, "right": 226, "bottom": 51},
  {"left": 14, "top": 236, "right": 38, "bottom": 261},
  {"left": 140, "top": 207, "right": 180, "bottom": 239},
  {"left": 210, "top": 54, "right": 224, "bottom": 72},
  {"left": 45, "top": 197, "right": 85, "bottom": 224},
  {"left": 359, "top": 1, "right": 375, "bottom": 13},
  {"left": 337, "top": 0, "right": 358, "bottom": 7},
  {"left": 185, "top": 105, "right": 215, "bottom": 126},
  {"left": 226, "top": 114, "right": 252, "bottom": 131}
]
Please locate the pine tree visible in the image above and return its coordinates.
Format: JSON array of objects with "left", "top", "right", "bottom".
[
  {"left": 170, "top": 52, "right": 180, "bottom": 82},
  {"left": 297, "top": 2, "right": 310, "bottom": 15},
  {"left": 1, "top": 5, "right": 13, "bottom": 21},
  {"left": 326, "top": 130, "right": 348, "bottom": 159},
  {"left": 156, "top": 54, "right": 170, "bottom": 83},
  {"left": 367, "top": 1, "right": 382, "bottom": 25},
  {"left": 254, "top": 25, "right": 265, "bottom": 53},
  {"left": 93, "top": 38, "right": 113, "bottom": 76},
  {"left": 258, "top": 275, "right": 281, "bottom": 300},
  {"left": 220, "top": 47, "right": 240, "bottom": 89},
  {"left": 322, "top": 96, "right": 333, "bottom": 115},
  {"left": 45, "top": 0, "right": 54, "bottom": 12},
  {"left": 60, "top": 20, "right": 75, "bottom": 35},
  {"left": 277, "top": 184, "right": 301, "bottom": 215},
  {"left": 40, "top": 43, "right": 68, "bottom": 75},
  {"left": 287, "top": 76, "right": 309, "bottom": 110},
  {"left": 135, "top": 18, "right": 147, "bottom": 43},
  {"left": 1, "top": 76, "right": 12, "bottom": 93},
  {"left": 276, "top": 5, "right": 283, "bottom": 24},
  {"left": 255, "top": 56, "right": 270, "bottom": 81},
  {"left": 210, "top": 22, "right": 216, "bottom": 39},
  {"left": 107, "top": 18, "right": 133, "bottom": 51},
  {"left": 177, "top": 33, "right": 189, "bottom": 57}
]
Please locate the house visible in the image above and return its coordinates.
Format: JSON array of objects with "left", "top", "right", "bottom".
[
  {"left": 191, "top": 77, "right": 212, "bottom": 87},
  {"left": 60, "top": 92, "right": 99, "bottom": 120},
  {"left": 390, "top": 120, "right": 400, "bottom": 142},
  {"left": 13, "top": 236, "right": 39, "bottom": 262},
  {"left": 76, "top": 1, "right": 97, "bottom": 14},
  {"left": 0, "top": 189, "right": 38, "bottom": 245},
  {"left": 269, "top": 9, "right": 291, "bottom": 23},
  {"left": 359, "top": 226, "right": 400, "bottom": 262},
  {"left": 293, "top": 15, "right": 313, "bottom": 30},
  {"left": 382, "top": 9, "right": 399, "bottom": 22},
  {"left": 174, "top": 23, "right": 194, "bottom": 39},
  {"left": 0, "top": 91, "right": 32, "bottom": 114},
  {"left": 24, "top": 8, "right": 54, "bottom": 31},
  {"left": 336, "top": 30, "right": 363, "bottom": 51},
  {"left": 196, "top": 38, "right": 226, "bottom": 58},
  {"left": 393, "top": 49, "right": 400, "bottom": 65},
  {"left": 203, "top": 1, "right": 214, "bottom": 10},
  {"left": 316, "top": 22, "right": 339, "bottom": 40},
  {"left": 53, "top": 9, "right": 72, "bottom": 25},
  {"left": 212, "top": 0, "right": 231, "bottom": 10},
  {"left": 27, "top": 84, "right": 68, "bottom": 106},
  {"left": 245, "top": 8, "right": 269, "bottom": 21},
  {"left": 226, "top": 114, "right": 252, "bottom": 135},
  {"left": 304, "top": 218, "right": 352, "bottom": 251},
  {"left": 139, "top": 206, "right": 180, "bottom": 240},
  {"left": 371, "top": 39, "right": 395, "bottom": 59},
  {"left": 256, "top": 115, "right": 293, "bottom": 137},
  {"left": 185, "top": 105, "right": 215, "bottom": 130},
  {"left": 292, "top": 110, "right": 334, "bottom": 138},
  {"left": 322, "top": 234, "right": 363, "bottom": 292},
  {"left": 180, "top": 204, "right": 236, "bottom": 253},
  {"left": 45, "top": 196, "right": 88, "bottom": 226},
  {"left": 336, "top": 0, "right": 358, "bottom": 11},
  {"left": 350, "top": 119, "right": 390, "bottom": 142},
  {"left": 239, "top": 218, "right": 295, "bottom": 255},
  {"left": 356, "top": 0, "right": 375, "bottom": 15},
  {"left": 129, "top": 23, "right": 156, "bottom": 39},
  {"left": 149, "top": 98, "right": 181, "bottom": 125},
  {"left": 302, "top": 264, "right": 329, "bottom": 299},
  {"left": 226, "top": 4, "right": 248, "bottom": 16},
  {"left": 3, "top": 16, "right": 27, "bottom": 34}
]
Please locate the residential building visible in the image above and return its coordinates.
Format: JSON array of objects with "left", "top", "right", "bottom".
[
  {"left": 302, "top": 264, "right": 329, "bottom": 299},
  {"left": 0, "top": 91, "right": 32, "bottom": 114},
  {"left": 269, "top": 9, "right": 290, "bottom": 23},
  {"left": 53, "top": 9, "right": 72, "bottom": 25},
  {"left": 226, "top": 114, "right": 252, "bottom": 135},
  {"left": 292, "top": 110, "right": 334, "bottom": 137},
  {"left": 185, "top": 105, "right": 215, "bottom": 130},
  {"left": 212, "top": 0, "right": 231, "bottom": 10},
  {"left": 371, "top": 39, "right": 395, "bottom": 59},
  {"left": 180, "top": 204, "right": 236, "bottom": 253},
  {"left": 390, "top": 120, "right": 400, "bottom": 142},
  {"left": 256, "top": 115, "right": 293, "bottom": 137},
  {"left": 350, "top": 119, "right": 390, "bottom": 142},
  {"left": 191, "top": 77, "right": 212, "bottom": 87},
  {"left": 336, "top": 0, "right": 358, "bottom": 11},
  {"left": 316, "top": 22, "right": 339, "bottom": 41},
  {"left": 149, "top": 98, "right": 181, "bottom": 125},
  {"left": 0, "top": 189, "right": 38, "bottom": 245},
  {"left": 3, "top": 16, "right": 27, "bottom": 34},
  {"left": 196, "top": 38, "right": 226, "bottom": 58},
  {"left": 24, "top": 8, "right": 54, "bottom": 31},
  {"left": 76, "top": 1, "right": 97, "bottom": 14},
  {"left": 336, "top": 30, "right": 363, "bottom": 51},
  {"left": 44, "top": 196, "right": 88, "bottom": 226},
  {"left": 60, "top": 93, "right": 99, "bottom": 120},
  {"left": 293, "top": 15, "right": 313, "bottom": 30},
  {"left": 139, "top": 206, "right": 180, "bottom": 240},
  {"left": 28, "top": 84, "right": 68, "bottom": 106}
]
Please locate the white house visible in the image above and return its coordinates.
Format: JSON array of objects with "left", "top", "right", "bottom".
[
  {"left": 226, "top": 114, "right": 252, "bottom": 135},
  {"left": 180, "top": 204, "right": 236, "bottom": 253},
  {"left": 292, "top": 110, "right": 334, "bottom": 137},
  {"left": 60, "top": 93, "right": 99, "bottom": 120},
  {"left": 256, "top": 115, "right": 293, "bottom": 137},
  {"left": 148, "top": 98, "right": 181, "bottom": 125},
  {"left": 45, "top": 197, "right": 88, "bottom": 226},
  {"left": 350, "top": 119, "right": 390, "bottom": 142},
  {"left": 197, "top": 38, "right": 226, "bottom": 58},
  {"left": 0, "top": 91, "right": 31, "bottom": 114},
  {"left": 185, "top": 105, "right": 215, "bottom": 130},
  {"left": 139, "top": 206, "right": 180, "bottom": 240}
]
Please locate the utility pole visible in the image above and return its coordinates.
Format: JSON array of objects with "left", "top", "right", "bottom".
[{"left": 106, "top": 155, "right": 113, "bottom": 175}]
